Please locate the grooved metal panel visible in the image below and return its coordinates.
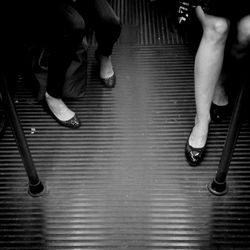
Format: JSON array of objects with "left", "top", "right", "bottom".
[
  {"left": 108, "top": 0, "right": 189, "bottom": 45},
  {"left": 1, "top": 45, "right": 250, "bottom": 250},
  {"left": 1, "top": 1, "right": 250, "bottom": 249}
]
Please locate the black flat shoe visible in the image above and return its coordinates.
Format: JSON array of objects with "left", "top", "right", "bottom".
[
  {"left": 95, "top": 50, "right": 116, "bottom": 88},
  {"left": 185, "top": 133, "right": 207, "bottom": 166},
  {"left": 210, "top": 102, "right": 229, "bottom": 123},
  {"left": 42, "top": 99, "right": 81, "bottom": 129}
]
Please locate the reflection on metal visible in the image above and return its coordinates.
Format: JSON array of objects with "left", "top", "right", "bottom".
[{"left": 0, "top": 0, "right": 250, "bottom": 249}]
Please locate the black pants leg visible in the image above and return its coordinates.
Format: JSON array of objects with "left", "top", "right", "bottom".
[
  {"left": 1, "top": 3, "right": 86, "bottom": 99},
  {"left": 44, "top": 4, "right": 86, "bottom": 98},
  {"left": 74, "top": 0, "right": 122, "bottom": 56}
]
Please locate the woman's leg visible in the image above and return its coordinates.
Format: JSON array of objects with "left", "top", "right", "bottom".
[
  {"left": 190, "top": 7, "right": 229, "bottom": 148},
  {"left": 185, "top": 7, "right": 230, "bottom": 166},
  {"left": 94, "top": 0, "right": 121, "bottom": 86},
  {"left": 212, "top": 16, "right": 250, "bottom": 108},
  {"left": 91, "top": 0, "right": 121, "bottom": 56},
  {"left": 76, "top": 0, "right": 121, "bottom": 81},
  {"left": 44, "top": 4, "right": 85, "bottom": 123}
]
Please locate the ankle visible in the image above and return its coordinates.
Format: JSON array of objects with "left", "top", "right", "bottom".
[
  {"left": 99, "top": 54, "right": 110, "bottom": 61},
  {"left": 193, "top": 116, "right": 210, "bottom": 137},
  {"left": 189, "top": 121, "right": 209, "bottom": 148},
  {"left": 195, "top": 115, "right": 210, "bottom": 127},
  {"left": 212, "top": 97, "right": 228, "bottom": 106},
  {"left": 99, "top": 56, "right": 114, "bottom": 79},
  {"left": 45, "top": 92, "right": 59, "bottom": 102}
]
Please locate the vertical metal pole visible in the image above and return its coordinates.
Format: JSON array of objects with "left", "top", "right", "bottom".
[
  {"left": 0, "top": 72, "right": 45, "bottom": 197},
  {"left": 207, "top": 63, "right": 249, "bottom": 196}
]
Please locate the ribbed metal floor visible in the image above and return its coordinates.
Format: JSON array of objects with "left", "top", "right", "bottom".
[{"left": 1, "top": 1, "right": 250, "bottom": 249}]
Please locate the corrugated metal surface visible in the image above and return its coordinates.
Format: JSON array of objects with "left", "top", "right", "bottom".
[
  {"left": 1, "top": 0, "right": 250, "bottom": 249},
  {"left": 95, "top": 0, "right": 189, "bottom": 45},
  {"left": 1, "top": 45, "right": 250, "bottom": 250}
]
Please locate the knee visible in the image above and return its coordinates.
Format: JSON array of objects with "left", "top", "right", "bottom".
[
  {"left": 237, "top": 15, "right": 250, "bottom": 45},
  {"left": 204, "top": 18, "right": 230, "bottom": 44},
  {"left": 102, "top": 16, "right": 122, "bottom": 36}
]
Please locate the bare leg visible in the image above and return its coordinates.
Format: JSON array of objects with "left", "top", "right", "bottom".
[
  {"left": 189, "top": 7, "right": 229, "bottom": 148},
  {"left": 212, "top": 72, "right": 228, "bottom": 106},
  {"left": 211, "top": 16, "right": 250, "bottom": 113}
]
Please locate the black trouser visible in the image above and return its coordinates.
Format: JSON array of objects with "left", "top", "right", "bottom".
[
  {"left": 1, "top": 0, "right": 121, "bottom": 98},
  {"left": 44, "top": 0, "right": 121, "bottom": 98},
  {"left": 72, "top": 0, "right": 122, "bottom": 56}
]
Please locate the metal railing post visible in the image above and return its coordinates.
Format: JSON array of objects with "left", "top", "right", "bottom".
[{"left": 0, "top": 72, "right": 45, "bottom": 197}]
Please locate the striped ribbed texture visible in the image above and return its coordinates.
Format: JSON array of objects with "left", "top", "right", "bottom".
[
  {"left": 1, "top": 45, "right": 250, "bottom": 249},
  {"left": 93, "top": 0, "right": 189, "bottom": 45},
  {"left": 1, "top": 0, "right": 250, "bottom": 249}
]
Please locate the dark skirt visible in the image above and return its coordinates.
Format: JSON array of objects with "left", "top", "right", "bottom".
[{"left": 202, "top": 0, "right": 250, "bottom": 20}]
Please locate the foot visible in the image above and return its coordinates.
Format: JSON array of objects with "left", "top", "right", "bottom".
[
  {"left": 45, "top": 92, "right": 75, "bottom": 121},
  {"left": 44, "top": 92, "right": 81, "bottom": 129},
  {"left": 185, "top": 118, "right": 210, "bottom": 166},
  {"left": 95, "top": 52, "right": 116, "bottom": 88},
  {"left": 98, "top": 54, "right": 114, "bottom": 80}
]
